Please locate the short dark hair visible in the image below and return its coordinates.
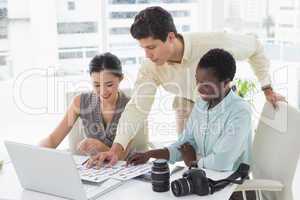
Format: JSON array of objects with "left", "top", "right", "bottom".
[
  {"left": 130, "top": 6, "right": 177, "bottom": 42},
  {"left": 89, "top": 52, "right": 122, "bottom": 77},
  {"left": 198, "top": 49, "right": 236, "bottom": 81}
]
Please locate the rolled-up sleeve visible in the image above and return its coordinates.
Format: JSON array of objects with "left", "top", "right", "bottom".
[
  {"left": 247, "top": 34, "right": 272, "bottom": 87},
  {"left": 197, "top": 106, "right": 252, "bottom": 171},
  {"left": 114, "top": 62, "right": 160, "bottom": 149},
  {"left": 167, "top": 109, "right": 198, "bottom": 163},
  {"left": 223, "top": 33, "right": 272, "bottom": 87}
]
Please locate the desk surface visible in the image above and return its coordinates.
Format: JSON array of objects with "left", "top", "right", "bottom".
[{"left": 0, "top": 161, "right": 237, "bottom": 200}]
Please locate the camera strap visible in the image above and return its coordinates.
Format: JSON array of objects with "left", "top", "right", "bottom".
[{"left": 207, "top": 163, "right": 250, "bottom": 194}]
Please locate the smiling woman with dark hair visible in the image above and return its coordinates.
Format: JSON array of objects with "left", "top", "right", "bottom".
[{"left": 39, "top": 52, "right": 142, "bottom": 158}]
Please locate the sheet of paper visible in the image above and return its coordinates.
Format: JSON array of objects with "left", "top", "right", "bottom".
[{"left": 74, "top": 155, "right": 152, "bottom": 182}]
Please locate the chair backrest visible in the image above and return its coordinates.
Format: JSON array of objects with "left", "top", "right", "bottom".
[
  {"left": 65, "top": 90, "right": 84, "bottom": 154},
  {"left": 65, "top": 89, "right": 149, "bottom": 155},
  {"left": 252, "top": 102, "right": 300, "bottom": 200}
]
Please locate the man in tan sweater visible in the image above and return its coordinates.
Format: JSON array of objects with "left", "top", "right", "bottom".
[{"left": 87, "top": 6, "right": 285, "bottom": 168}]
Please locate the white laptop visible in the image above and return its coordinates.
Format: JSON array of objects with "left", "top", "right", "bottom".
[{"left": 4, "top": 141, "right": 123, "bottom": 200}]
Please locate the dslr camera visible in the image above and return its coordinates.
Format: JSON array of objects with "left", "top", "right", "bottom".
[{"left": 171, "top": 163, "right": 249, "bottom": 197}]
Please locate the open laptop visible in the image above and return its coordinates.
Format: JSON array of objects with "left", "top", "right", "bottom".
[{"left": 4, "top": 141, "right": 123, "bottom": 200}]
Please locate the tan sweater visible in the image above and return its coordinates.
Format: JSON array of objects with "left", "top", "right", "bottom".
[{"left": 114, "top": 32, "right": 271, "bottom": 149}]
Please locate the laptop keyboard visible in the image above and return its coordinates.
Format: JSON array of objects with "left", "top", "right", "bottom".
[{"left": 77, "top": 161, "right": 152, "bottom": 183}]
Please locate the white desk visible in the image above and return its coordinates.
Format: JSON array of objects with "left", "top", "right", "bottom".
[{"left": 0, "top": 160, "right": 237, "bottom": 200}]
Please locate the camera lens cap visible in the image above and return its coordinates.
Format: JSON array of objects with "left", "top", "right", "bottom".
[{"left": 153, "top": 159, "right": 168, "bottom": 167}]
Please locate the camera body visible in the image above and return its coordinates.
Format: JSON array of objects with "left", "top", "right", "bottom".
[
  {"left": 171, "top": 168, "right": 210, "bottom": 196},
  {"left": 171, "top": 163, "right": 249, "bottom": 197}
]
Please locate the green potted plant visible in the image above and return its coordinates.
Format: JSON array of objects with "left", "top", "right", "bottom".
[{"left": 233, "top": 78, "right": 258, "bottom": 103}]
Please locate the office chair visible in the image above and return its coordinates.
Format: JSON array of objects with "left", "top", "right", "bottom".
[{"left": 235, "top": 102, "right": 300, "bottom": 200}]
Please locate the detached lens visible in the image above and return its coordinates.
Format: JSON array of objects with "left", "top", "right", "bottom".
[
  {"left": 171, "top": 178, "right": 192, "bottom": 197},
  {"left": 151, "top": 159, "right": 170, "bottom": 192}
]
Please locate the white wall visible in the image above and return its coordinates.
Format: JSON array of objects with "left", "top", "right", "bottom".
[
  {"left": 0, "top": 39, "right": 8, "bottom": 51},
  {"left": 57, "top": 34, "right": 100, "bottom": 48},
  {"left": 8, "top": 20, "right": 33, "bottom": 75},
  {"left": 210, "top": 0, "right": 225, "bottom": 31},
  {"left": 55, "top": 0, "right": 103, "bottom": 54},
  {"left": 29, "top": 0, "right": 58, "bottom": 68},
  {"left": 8, "top": 0, "right": 58, "bottom": 75},
  {"left": 7, "top": 0, "right": 30, "bottom": 19},
  {"left": 56, "top": 0, "right": 100, "bottom": 22}
]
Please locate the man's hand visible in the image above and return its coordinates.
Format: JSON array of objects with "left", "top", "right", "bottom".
[
  {"left": 127, "top": 152, "right": 150, "bottom": 166},
  {"left": 86, "top": 151, "right": 118, "bottom": 168},
  {"left": 263, "top": 88, "right": 286, "bottom": 109},
  {"left": 86, "top": 143, "right": 124, "bottom": 168},
  {"left": 178, "top": 143, "right": 196, "bottom": 167},
  {"left": 77, "top": 138, "right": 109, "bottom": 155}
]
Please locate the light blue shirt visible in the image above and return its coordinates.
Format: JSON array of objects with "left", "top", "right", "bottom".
[{"left": 167, "top": 90, "right": 252, "bottom": 171}]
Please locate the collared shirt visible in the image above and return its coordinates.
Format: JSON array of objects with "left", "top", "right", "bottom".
[
  {"left": 167, "top": 90, "right": 252, "bottom": 171},
  {"left": 114, "top": 32, "right": 269, "bottom": 149}
]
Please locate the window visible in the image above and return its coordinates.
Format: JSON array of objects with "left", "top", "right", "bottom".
[
  {"left": 58, "top": 51, "right": 83, "bottom": 59},
  {"left": 106, "top": 0, "right": 199, "bottom": 78},
  {"left": 138, "top": 57, "right": 145, "bottom": 64},
  {"left": 110, "top": 27, "right": 130, "bottom": 35},
  {"left": 57, "top": 22, "right": 98, "bottom": 34},
  {"left": 170, "top": 10, "right": 190, "bottom": 18},
  {"left": 279, "top": 0, "right": 295, "bottom": 8},
  {"left": 120, "top": 57, "right": 136, "bottom": 65},
  {"left": 163, "top": 0, "right": 195, "bottom": 2},
  {"left": 109, "top": 42, "right": 138, "bottom": 49},
  {"left": 0, "top": 20, "right": 7, "bottom": 39},
  {"left": 279, "top": 24, "right": 294, "bottom": 28},
  {"left": 109, "top": 0, "right": 136, "bottom": 4},
  {"left": 0, "top": 7, "right": 7, "bottom": 17},
  {"left": 0, "top": 7, "right": 7, "bottom": 39},
  {"left": 280, "top": 6, "right": 294, "bottom": 10},
  {"left": 181, "top": 24, "right": 190, "bottom": 32},
  {"left": 85, "top": 50, "right": 98, "bottom": 58},
  {"left": 58, "top": 47, "right": 98, "bottom": 59},
  {"left": 0, "top": 55, "right": 6, "bottom": 66},
  {"left": 110, "top": 11, "right": 137, "bottom": 19},
  {"left": 223, "top": 0, "right": 300, "bottom": 110},
  {"left": 108, "top": 0, "right": 194, "bottom": 4},
  {"left": 281, "top": 44, "right": 300, "bottom": 62},
  {"left": 67, "top": 1, "right": 76, "bottom": 11}
]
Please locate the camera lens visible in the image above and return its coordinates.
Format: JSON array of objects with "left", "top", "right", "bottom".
[
  {"left": 171, "top": 178, "right": 193, "bottom": 197},
  {"left": 151, "top": 159, "right": 170, "bottom": 192}
]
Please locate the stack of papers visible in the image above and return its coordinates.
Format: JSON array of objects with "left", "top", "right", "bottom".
[{"left": 77, "top": 161, "right": 152, "bottom": 183}]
